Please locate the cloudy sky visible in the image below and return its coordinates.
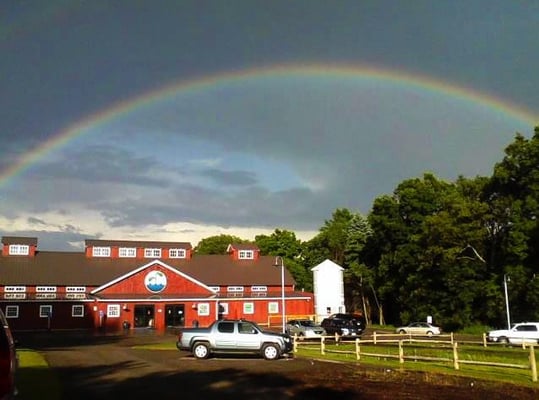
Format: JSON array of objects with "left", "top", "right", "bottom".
[{"left": 1, "top": 1, "right": 538, "bottom": 251}]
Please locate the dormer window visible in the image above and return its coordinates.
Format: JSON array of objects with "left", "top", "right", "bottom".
[
  {"left": 238, "top": 250, "right": 254, "bottom": 260},
  {"left": 169, "top": 248, "right": 186, "bottom": 258},
  {"left": 92, "top": 247, "right": 111, "bottom": 257},
  {"left": 144, "top": 248, "right": 161, "bottom": 258},
  {"left": 119, "top": 247, "right": 136, "bottom": 258},
  {"left": 9, "top": 244, "right": 29, "bottom": 255}
]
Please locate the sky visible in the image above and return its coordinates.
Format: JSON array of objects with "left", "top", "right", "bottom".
[{"left": 1, "top": 1, "right": 538, "bottom": 251}]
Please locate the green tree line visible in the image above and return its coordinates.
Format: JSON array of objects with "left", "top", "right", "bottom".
[{"left": 195, "top": 127, "right": 539, "bottom": 330}]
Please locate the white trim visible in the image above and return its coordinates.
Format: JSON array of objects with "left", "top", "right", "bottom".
[
  {"left": 227, "top": 286, "right": 244, "bottom": 292},
  {"left": 168, "top": 248, "right": 186, "bottom": 258},
  {"left": 144, "top": 248, "right": 161, "bottom": 258},
  {"left": 243, "top": 302, "right": 254, "bottom": 314},
  {"left": 119, "top": 247, "right": 136, "bottom": 258},
  {"left": 39, "top": 305, "right": 52, "bottom": 318},
  {"left": 66, "top": 286, "right": 86, "bottom": 292},
  {"left": 107, "top": 304, "right": 121, "bottom": 318},
  {"left": 90, "top": 260, "right": 216, "bottom": 294},
  {"left": 36, "top": 286, "right": 57, "bottom": 292},
  {"left": 4, "top": 286, "right": 26, "bottom": 292},
  {"left": 251, "top": 286, "right": 267, "bottom": 292},
  {"left": 238, "top": 250, "right": 254, "bottom": 259}
]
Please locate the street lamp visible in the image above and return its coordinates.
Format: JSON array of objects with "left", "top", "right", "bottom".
[
  {"left": 273, "top": 256, "right": 286, "bottom": 333},
  {"left": 504, "top": 274, "right": 511, "bottom": 330}
]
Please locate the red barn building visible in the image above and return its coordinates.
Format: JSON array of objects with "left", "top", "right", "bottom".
[{"left": 0, "top": 236, "right": 314, "bottom": 332}]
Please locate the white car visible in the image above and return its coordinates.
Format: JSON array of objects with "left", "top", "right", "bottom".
[
  {"left": 487, "top": 322, "right": 539, "bottom": 344},
  {"left": 286, "top": 319, "right": 326, "bottom": 339},
  {"left": 396, "top": 322, "right": 441, "bottom": 336}
]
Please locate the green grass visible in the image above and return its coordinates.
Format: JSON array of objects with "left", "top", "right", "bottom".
[
  {"left": 294, "top": 341, "right": 539, "bottom": 388},
  {"left": 132, "top": 342, "right": 178, "bottom": 350},
  {"left": 16, "top": 349, "right": 62, "bottom": 400}
]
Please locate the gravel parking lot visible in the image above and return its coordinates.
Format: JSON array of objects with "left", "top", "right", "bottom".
[{"left": 17, "top": 330, "right": 539, "bottom": 400}]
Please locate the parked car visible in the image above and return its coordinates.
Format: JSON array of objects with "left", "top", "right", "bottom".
[
  {"left": 396, "top": 322, "right": 441, "bottom": 336},
  {"left": 487, "top": 322, "right": 539, "bottom": 344},
  {"left": 0, "top": 309, "right": 17, "bottom": 400},
  {"left": 285, "top": 319, "right": 326, "bottom": 339},
  {"left": 321, "top": 313, "right": 365, "bottom": 337},
  {"left": 176, "top": 319, "right": 293, "bottom": 360}
]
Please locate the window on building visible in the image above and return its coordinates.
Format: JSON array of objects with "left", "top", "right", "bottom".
[
  {"left": 8, "top": 244, "right": 29, "bottom": 255},
  {"left": 208, "top": 286, "right": 220, "bottom": 292},
  {"left": 92, "top": 247, "right": 111, "bottom": 257},
  {"left": 107, "top": 304, "right": 121, "bottom": 318},
  {"left": 251, "top": 286, "right": 267, "bottom": 292},
  {"left": 227, "top": 286, "right": 244, "bottom": 292},
  {"left": 169, "top": 248, "right": 186, "bottom": 258},
  {"left": 119, "top": 247, "right": 136, "bottom": 258},
  {"left": 66, "top": 286, "right": 86, "bottom": 292},
  {"left": 238, "top": 250, "right": 254, "bottom": 259},
  {"left": 4, "top": 286, "right": 26, "bottom": 292},
  {"left": 268, "top": 302, "right": 279, "bottom": 314},
  {"left": 218, "top": 302, "right": 228, "bottom": 316},
  {"left": 36, "top": 286, "right": 57, "bottom": 292},
  {"left": 5, "top": 306, "right": 19, "bottom": 318},
  {"left": 243, "top": 302, "right": 254, "bottom": 314},
  {"left": 72, "top": 305, "right": 84, "bottom": 317},
  {"left": 197, "top": 303, "right": 210, "bottom": 316},
  {"left": 39, "top": 305, "right": 52, "bottom": 318},
  {"left": 144, "top": 248, "right": 162, "bottom": 258}
]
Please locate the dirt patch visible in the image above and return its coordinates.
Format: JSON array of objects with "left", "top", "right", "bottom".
[{"left": 17, "top": 331, "right": 539, "bottom": 400}]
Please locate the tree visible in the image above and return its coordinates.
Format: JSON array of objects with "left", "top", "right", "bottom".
[{"left": 194, "top": 234, "right": 248, "bottom": 254}]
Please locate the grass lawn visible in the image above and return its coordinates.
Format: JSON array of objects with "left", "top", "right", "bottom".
[{"left": 16, "top": 349, "right": 62, "bottom": 400}]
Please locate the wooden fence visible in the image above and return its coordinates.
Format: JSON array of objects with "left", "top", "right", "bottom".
[{"left": 292, "top": 333, "right": 538, "bottom": 382}]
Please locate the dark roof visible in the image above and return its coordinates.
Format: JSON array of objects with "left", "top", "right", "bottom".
[
  {"left": 2, "top": 236, "right": 38, "bottom": 246},
  {"left": 0, "top": 252, "right": 295, "bottom": 287},
  {"left": 227, "top": 243, "right": 260, "bottom": 251},
  {"left": 84, "top": 239, "right": 192, "bottom": 249}
]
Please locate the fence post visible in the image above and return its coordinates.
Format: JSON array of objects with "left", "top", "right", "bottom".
[
  {"left": 373, "top": 331, "right": 377, "bottom": 345},
  {"left": 399, "top": 340, "right": 404, "bottom": 364},
  {"left": 321, "top": 336, "right": 325, "bottom": 355},
  {"left": 293, "top": 334, "right": 298, "bottom": 353},
  {"left": 453, "top": 342, "right": 460, "bottom": 370},
  {"left": 483, "top": 332, "right": 487, "bottom": 347},
  {"left": 335, "top": 332, "right": 340, "bottom": 345},
  {"left": 450, "top": 332, "right": 454, "bottom": 345},
  {"left": 356, "top": 338, "right": 360, "bottom": 361},
  {"left": 530, "top": 345, "right": 537, "bottom": 382}
]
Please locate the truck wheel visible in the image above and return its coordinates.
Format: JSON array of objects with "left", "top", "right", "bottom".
[
  {"left": 192, "top": 342, "right": 210, "bottom": 359},
  {"left": 262, "top": 344, "right": 280, "bottom": 360}
]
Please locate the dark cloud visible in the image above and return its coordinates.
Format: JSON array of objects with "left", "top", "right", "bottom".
[{"left": 198, "top": 168, "right": 258, "bottom": 186}]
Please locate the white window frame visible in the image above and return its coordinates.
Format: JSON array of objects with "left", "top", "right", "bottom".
[
  {"left": 251, "top": 286, "right": 267, "bottom": 292},
  {"left": 39, "top": 305, "right": 52, "bottom": 318},
  {"left": 107, "top": 304, "right": 121, "bottom": 318},
  {"left": 268, "top": 302, "right": 279, "bottom": 314},
  {"left": 197, "top": 303, "right": 210, "bottom": 316},
  {"left": 119, "top": 247, "right": 137, "bottom": 258},
  {"left": 4, "top": 286, "right": 26, "bottom": 292},
  {"left": 66, "top": 286, "right": 86, "bottom": 293},
  {"left": 5, "top": 306, "right": 19, "bottom": 318},
  {"left": 208, "top": 286, "right": 220, "bottom": 292},
  {"left": 72, "top": 305, "right": 84, "bottom": 317},
  {"left": 92, "top": 246, "right": 111, "bottom": 257},
  {"left": 168, "top": 248, "right": 186, "bottom": 258},
  {"left": 144, "top": 248, "right": 162, "bottom": 258},
  {"left": 8, "top": 244, "right": 29, "bottom": 255},
  {"left": 227, "top": 286, "right": 244, "bottom": 292},
  {"left": 238, "top": 250, "right": 254, "bottom": 259},
  {"left": 36, "top": 286, "right": 57, "bottom": 292},
  {"left": 243, "top": 302, "right": 254, "bottom": 314}
]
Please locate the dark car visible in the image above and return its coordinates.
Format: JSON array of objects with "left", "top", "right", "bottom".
[
  {"left": 0, "top": 309, "right": 17, "bottom": 400},
  {"left": 321, "top": 313, "right": 366, "bottom": 337}
]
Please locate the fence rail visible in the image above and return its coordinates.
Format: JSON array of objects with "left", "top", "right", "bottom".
[{"left": 291, "top": 334, "right": 538, "bottom": 382}]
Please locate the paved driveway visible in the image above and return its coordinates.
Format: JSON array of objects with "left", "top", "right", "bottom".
[{"left": 17, "top": 330, "right": 539, "bottom": 400}]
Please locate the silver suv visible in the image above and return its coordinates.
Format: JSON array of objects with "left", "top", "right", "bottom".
[{"left": 487, "top": 322, "right": 539, "bottom": 344}]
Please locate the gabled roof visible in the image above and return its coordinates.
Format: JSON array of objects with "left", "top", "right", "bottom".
[
  {"left": 311, "top": 259, "right": 343, "bottom": 271},
  {"left": 2, "top": 236, "right": 38, "bottom": 246},
  {"left": 85, "top": 239, "right": 192, "bottom": 249},
  {"left": 226, "top": 243, "right": 260, "bottom": 252},
  {"left": 0, "top": 252, "right": 294, "bottom": 287}
]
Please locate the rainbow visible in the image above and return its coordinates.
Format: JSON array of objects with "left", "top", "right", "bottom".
[{"left": 1, "top": 63, "right": 537, "bottom": 188}]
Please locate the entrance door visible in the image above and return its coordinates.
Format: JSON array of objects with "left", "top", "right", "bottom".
[
  {"left": 134, "top": 305, "right": 155, "bottom": 328},
  {"left": 165, "top": 304, "right": 185, "bottom": 327}
]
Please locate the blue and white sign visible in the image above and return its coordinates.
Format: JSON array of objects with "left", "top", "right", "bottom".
[{"left": 144, "top": 270, "right": 167, "bottom": 293}]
